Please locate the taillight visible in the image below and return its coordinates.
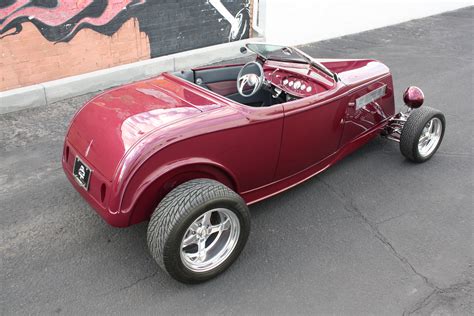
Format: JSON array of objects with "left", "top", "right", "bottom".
[
  {"left": 65, "top": 146, "right": 70, "bottom": 163},
  {"left": 100, "top": 183, "right": 107, "bottom": 203}
]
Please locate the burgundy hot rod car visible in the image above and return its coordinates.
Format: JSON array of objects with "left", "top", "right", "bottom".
[{"left": 63, "top": 43, "right": 445, "bottom": 283}]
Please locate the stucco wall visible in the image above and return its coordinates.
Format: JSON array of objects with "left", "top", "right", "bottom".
[
  {"left": 0, "top": 0, "right": 251, "bottom": 91},
  {"left": 263, "top": 0, "right": 472, "bottom": 45}
]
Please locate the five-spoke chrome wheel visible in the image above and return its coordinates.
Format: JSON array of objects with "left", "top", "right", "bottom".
[
  {"left": 417, "top": 117, "right": 443, "bottom": 158},
  {"left": 180, "top": 208, "right": 240, "bottom": 272},
  {"left": 147, "top": 179, "right": 250, "bottom": 283}
]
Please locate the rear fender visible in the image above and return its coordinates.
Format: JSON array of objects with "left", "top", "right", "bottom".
[{"left": 124, "top": 159, "right": 238, "bottom": 226}]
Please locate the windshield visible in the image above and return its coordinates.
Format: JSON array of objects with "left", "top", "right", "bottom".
[
  {"left": 245, "top": 43, "right": 336, "bottom": 79},
  {"left": 246, "top": 43, "right": 308, "bottom": 64}
]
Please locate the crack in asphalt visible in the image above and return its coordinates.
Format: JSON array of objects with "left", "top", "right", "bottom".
[
  {"left": 318, "top": 178, "right": 440, "bottom": 290},
  {"left": 403, "top": 280, "right": 472, "bottom": 315},
  {"left": 97, "top": 271, "right": 160, "bottom": 298},
  {"left": 10, "top": 270, "right": 161, "bottom": 315},
  {"left": 404, "top": 289, "right": 438, "bottom": 315},
  {"left": 375, "top": 211, "right": 412, "bottom": 225}
]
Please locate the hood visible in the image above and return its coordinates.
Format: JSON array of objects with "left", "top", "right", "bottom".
[
  {"left": 320, "top": 59, "right": 390, "bottom": 86},
  {"left": 67, "top": 74, "right": 221, "bottom": 180}
]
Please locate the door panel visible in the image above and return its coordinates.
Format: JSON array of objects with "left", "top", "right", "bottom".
[
  {"left": 275, "top": 97, "right": 347, "bottom": 180},
  {"left": 194, "top": 65, "right": 243, "bottom": 96},
  {"left": 206, "top": 81, "right": 238, "bottom": 96}
]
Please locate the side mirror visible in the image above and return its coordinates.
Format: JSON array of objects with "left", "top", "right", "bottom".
[{"left": 240, "top": 46, "right": 248, "bottom": 54}]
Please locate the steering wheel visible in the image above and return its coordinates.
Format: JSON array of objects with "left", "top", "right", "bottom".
[{"left": 237, "top": 61, "right": 264, "bottom": 97}]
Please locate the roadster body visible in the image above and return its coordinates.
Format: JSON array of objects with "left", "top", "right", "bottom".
[{"left": 63, "top": 43, "right": 445, "bottom": 282}]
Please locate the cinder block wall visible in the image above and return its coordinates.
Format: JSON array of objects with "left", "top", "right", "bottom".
[{"left": 0, "top": 0, "right": 251, "bottom": 92}]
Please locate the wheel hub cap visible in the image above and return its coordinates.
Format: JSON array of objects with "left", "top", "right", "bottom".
[
  {"left": 180, "top": 208, "right": 240, "bottom": 273},
  {"left": 196, "top": 227, "right": 207, "bottom": 239}
]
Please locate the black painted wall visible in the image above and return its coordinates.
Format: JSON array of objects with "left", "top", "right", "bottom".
[{"left": 137, "top": 0, "right": 250, "bottom": 57}]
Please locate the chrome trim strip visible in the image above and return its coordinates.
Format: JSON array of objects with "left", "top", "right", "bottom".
[{"left": 356, "top": 85, "right": 387, "bottom": 109}]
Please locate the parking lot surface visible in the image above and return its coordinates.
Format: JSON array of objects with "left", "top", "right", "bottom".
[{"left": 1, "top": 7, "right": 472, "bottom": 315}]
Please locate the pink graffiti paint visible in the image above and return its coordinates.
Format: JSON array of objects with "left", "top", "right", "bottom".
[{"left": 0, "top": 0, "right": 145, "bottom": 35}]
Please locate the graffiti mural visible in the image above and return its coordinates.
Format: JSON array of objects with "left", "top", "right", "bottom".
[
  {"left": 0, "top": 0, "right": 250, "bottom": 51},
  {"left": 0, "top": 0, "right": 251, "bottom": 91},
  {"left": 0, "top": 0, "right": 146, "bottom": 41},
  {"left": 209, "top": 0, "right": 250, "bottom": 41},
  {"left": 135, "top": 0, "right": 250, "bottom": 57}
]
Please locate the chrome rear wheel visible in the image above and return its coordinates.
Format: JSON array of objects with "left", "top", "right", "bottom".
[
  {"left": 180, "top": 208, "right": 240, "bottom": 273},
  {"left": 147, "top": 179, "right": 250, "bottom": 284}
]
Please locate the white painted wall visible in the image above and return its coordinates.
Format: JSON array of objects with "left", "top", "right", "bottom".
[{"left": 261, "top": 0, "right": 472, "bottom": 45}]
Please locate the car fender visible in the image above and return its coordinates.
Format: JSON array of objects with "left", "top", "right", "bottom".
[
  {"left": 123, "top": 156, "right": 239, "bottom": 225},
  {"left": 102, "top": 104, "right": 246, "bottom": 222}
]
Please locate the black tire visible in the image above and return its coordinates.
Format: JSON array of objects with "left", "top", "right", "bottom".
[
  {"left": 400, "top": 106, "right": 446, "bottom": 163},
  {"left": 147, "top": 179, "right": 250, "bottom": 283}
]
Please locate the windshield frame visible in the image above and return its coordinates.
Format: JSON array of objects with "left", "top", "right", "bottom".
[{"left": 245, "top": 43, "right": 337, "bottom": 80}]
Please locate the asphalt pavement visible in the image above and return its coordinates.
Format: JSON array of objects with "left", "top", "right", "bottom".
[{"left": 1, "top": 7, "right": 472, "bottom": 315}]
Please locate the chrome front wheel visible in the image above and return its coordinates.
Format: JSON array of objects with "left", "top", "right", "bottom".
[
  {"left": 400, "top": 106, "right": 446, "bottom": 163},
  {"left": 417, "top": 117, "right": 443, "bottom": 158}
]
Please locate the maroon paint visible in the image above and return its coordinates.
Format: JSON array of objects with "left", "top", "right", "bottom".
[{"left": 63, "top": 58, "right": 395, "bottom": 227}]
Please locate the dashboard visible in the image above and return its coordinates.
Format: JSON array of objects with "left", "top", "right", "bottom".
[
  {"left": 281, "top": 76, "right": 314, "bottom": 95},
  {"left": 264, "top": 66, "right": 331, "bottom": 99}
]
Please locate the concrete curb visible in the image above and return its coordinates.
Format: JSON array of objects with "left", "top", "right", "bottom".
[
  {"left": 0, "top": 38, "right": 263, "bottom": 115},
  {"left": 0, "top": 85, "right": 47, "bottom": 114}
]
